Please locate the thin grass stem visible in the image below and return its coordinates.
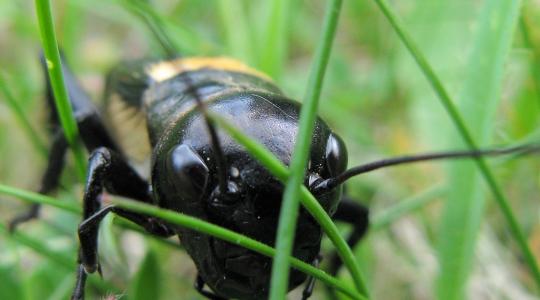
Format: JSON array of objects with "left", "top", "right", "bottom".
[
  {"left": 218, "top": 0, "right": 254, "bottom": 65},
  {"left": 268, "top": 0, "right": 369, "bottom": 298},
  {"left": 0, "top": 73, "right": 48, "bottom": 157},
  {"left": 0, "top": 222, "right": 73, "bottom": 269},
  {"left": 0, "top": 183, "right": 80, "bottom": 213},
  {"left": 119, "top": 0, "right": 179, "bottom": 58},
  {"left": 371, "top": 0, "right": 540, "bottom": 290},
  {"left": 520, "top": 12, "right": 540, "bottom": 109},
  {"left": 0, "top": 222, "right": 114, "bottom": 292},
  {"left": 259, "top": 0, "right": 291, "bottom": 79},
  {"left": 34, "top": 0, "right": 86, "bottom": 179},
  {"left": 371, "top": 185, "right": 446, "bottom": 231}
]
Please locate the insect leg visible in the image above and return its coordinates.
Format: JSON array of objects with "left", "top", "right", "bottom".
[
  {"left": 194, "top": 275, "right": 228, "bottom": 300},
  {"left": 9, "top": 53, "right": 121, "bottom": 230},
  {"left": 327, "top": 197, "right": 369, "bottom": 276},
  {"left": 72, "top": 265, "right": 88, "bottom": 300},
  {"left": 301, "top": 254, "right": 322, "bottom": 300},
  {"left": 8, "top": 130, "right": 68, "bottom": 230},
  {"left": 44, "top": 52, "right": 120, "bottom": 152},
  {"left": 71, "top": 147, "right": 173, "bottom": 300}
]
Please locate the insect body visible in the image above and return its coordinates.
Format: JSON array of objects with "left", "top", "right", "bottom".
[
  {"left": 10, "top": 50, "right": 538, "bottom": 300},
  {"left": 103, "top": 57, "right": 349, "bottom": 299},
  {"left": 9, "top": 54, "right": 363, "bottom": 300},
  {"left": 6, "top": 2, "right": 540, "bottom": 299},
  {"left": 11, "top": 53, "right": 538, "bottom": 300}
]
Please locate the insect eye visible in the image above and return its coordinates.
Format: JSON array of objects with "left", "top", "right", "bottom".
[
  {"left": 167, "top": 144, "right": 209, "bottom": 200},
  {"left": 325, "top": 133, "right": 348, "bottom": 177}
]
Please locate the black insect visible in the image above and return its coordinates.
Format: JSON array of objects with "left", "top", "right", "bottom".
[
  {"left": 10, "top": 54, "right": 368, "bottom": 300},
  {"left": 8, "top": 10, "right": 540, "bottom": 300},
  {"left": 9, "top": 52, "right": 538, "bottom": 300}
]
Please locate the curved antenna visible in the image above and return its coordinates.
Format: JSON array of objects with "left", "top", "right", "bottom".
[
  {"left": 121, "top": 1, "right": 228, "bottom": 192},
  {"left": 185, "top": 80, "right": 229, "bottom": 194},
  {"left": 121, "top": 0, "right": 179, "bottom": 58},
  {"left": 312, "top": 144, "right": 540, "bottom": 195}
]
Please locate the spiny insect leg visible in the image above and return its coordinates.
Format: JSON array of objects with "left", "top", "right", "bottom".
[
  {"left": 71, "top": 147, "right": 173, "bottom": 300},
  {"left": 301, "top": 254, "right": 322, "bottom": 300},
  {"left": 8, "top": 130, "right": 67, "bottom": 230}
]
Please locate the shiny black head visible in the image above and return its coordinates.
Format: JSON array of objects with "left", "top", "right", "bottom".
[{"left": 152, "top": 91, "right": 347, "bottom": 299}]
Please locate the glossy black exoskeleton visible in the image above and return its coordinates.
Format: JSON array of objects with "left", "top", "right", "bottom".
[
  {"left": 130, "top": 58, "right": 353, "bottom": 299},
  {"left": 8, "top": 54, "right": 370, "bottom": 300}
]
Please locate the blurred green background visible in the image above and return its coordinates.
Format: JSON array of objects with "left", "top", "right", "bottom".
[{"left": 1, "top": 0, "right": 540, "bottom": 299}]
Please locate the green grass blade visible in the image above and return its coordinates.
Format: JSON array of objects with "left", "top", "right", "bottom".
[
  {"left": 437, "top": 1, "right": 524, "bottom": 299},
  {"left": 0, "top": 73, "right": 47, "bottom": 157},
  {"left": 520, "top": 12, "right": 540, "bottom": 108},
  {"left": 0, "top": 222, "right": 114, "bottom": 293},
  {"left": 371, "top": 0, "right": 540, "bottom": 292},
  {"left": 113, "top": 218, "right": 184, "bottom": 251},
  {"left": 371, "top": 185, "right": 446, "bottom": 231},
  {"left": 0, "top": 183, "right": 80, "bottom": 213},
  {"left": 78, "top": 0, "right": 207, "bottom": 56},
  {"left": 258, "top": 0, "right": 292, "bottom": 79},
  {"left": 0, "top": 183, "right": 360, "bottom": 299},
  {"left": 130, "top": 250, "right": 162, "bottom": 300},
  {"left": 218, "top": 0, "right": 254, "bottom": 65},
  {"left": 34, "top": 0, "right": 86, "bottom": 179},
  {"left": 0, "top": 184, "right": 181, "bottom": 251},
  {"left": 119, "top": 0, "right": 179, "bottom": 57},
  {"left": 0, "top": 265, "right": 25, "bottom": 300},
  {"left": 212, "top": 114, "right": 368, "bottom": 298},
  {"left": 269, "top": 1, "right": 358, "bottom": 298},
  {"left": 110, "top": 197, "right": 363, "bottom": 300},
  {"left": 0, "top": 182, "right": 186, "bottom": 254},
  {"left": 0, "top": 222, "right": 74, "bottom": 270}
]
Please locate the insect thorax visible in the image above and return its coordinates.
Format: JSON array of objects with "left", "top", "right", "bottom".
[{"left": 103, "top": 57, "right": 280, "bottom": 170}]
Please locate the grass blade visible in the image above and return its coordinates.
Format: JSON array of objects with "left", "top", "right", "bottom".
[
  {"left": 371, "top": 0, "right": 540, "bottom": 293},
  {"left": 0, "top": 183, "right": 80, "bottom": 213},
  {"left": 79, "top": 0, "right": 210, "bottom": 56},
  {"left": 520, "top": 12, "right": 540, "bottom": 108},
  {"left": 0, "top": 265, "right": 25, "bottom": 300},
  {"left": 212, "top": 114, "right": 368, "bottom": 298},
  {"left": 0, "top": 73, "right": 47, "bottom": 157},
  {"left": 437, "top": 1, "right": 523, "bottom": 299},
  {"left": 0, "top": 222, "right": 114, "bottom": 294},
  {"left": 110, "top": 197, "right": 363, "bottom": 300},
  {"left": 118, "top": 0, "right": 179, "bottom": 57},
  {"left": 130, "top": 249, "right": 162, "bottom": 300},
  {"left": 0, "top": 222, "right": 73, "bottom": 270},
  {"left": 371, "top": 185, "right": 446, "bottom": 231},
  {"left": 218, "top": 0, "right": 254, "bottom": 65},
  {"left": 266, "top": 0, "right": 366, "bottom": 298},
  {"left": 0, "top": 183, "right": 183, "bottom": 251},
  {"left": 34, "top": 0, "right": 86, "bottom": 179},
  {"left": 258, "top": 0, "right": 292, "bottom": 79}
]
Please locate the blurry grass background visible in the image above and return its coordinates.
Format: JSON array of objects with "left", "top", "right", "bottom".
[{"left": 1, "top": 0, "right": 540, "bottom": 299}]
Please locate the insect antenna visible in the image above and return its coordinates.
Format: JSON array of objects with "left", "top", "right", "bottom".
[
  {"left": 123, "top": 0, "right": 229, "bottom": 192},
  {"left": 186, "top": 82, "right": 229, "bottom": 194},
  {"left": 122, "top": 0, "right": 179, "bottom": 59},
  {"left": 313, "top": 143, "right": 540, "bottom": 195}
]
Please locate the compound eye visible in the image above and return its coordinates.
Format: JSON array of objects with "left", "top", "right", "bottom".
[
  {"left": 325, "top": 133, "right": 348, "bottom": 177},
  {"left": 167, "top": 144, "right": 209, "bottom": 200}
]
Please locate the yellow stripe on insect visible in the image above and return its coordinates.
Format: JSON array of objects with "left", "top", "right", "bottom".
[{"left": 147, "top": 57, "right": 271, "bottom": 82}]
